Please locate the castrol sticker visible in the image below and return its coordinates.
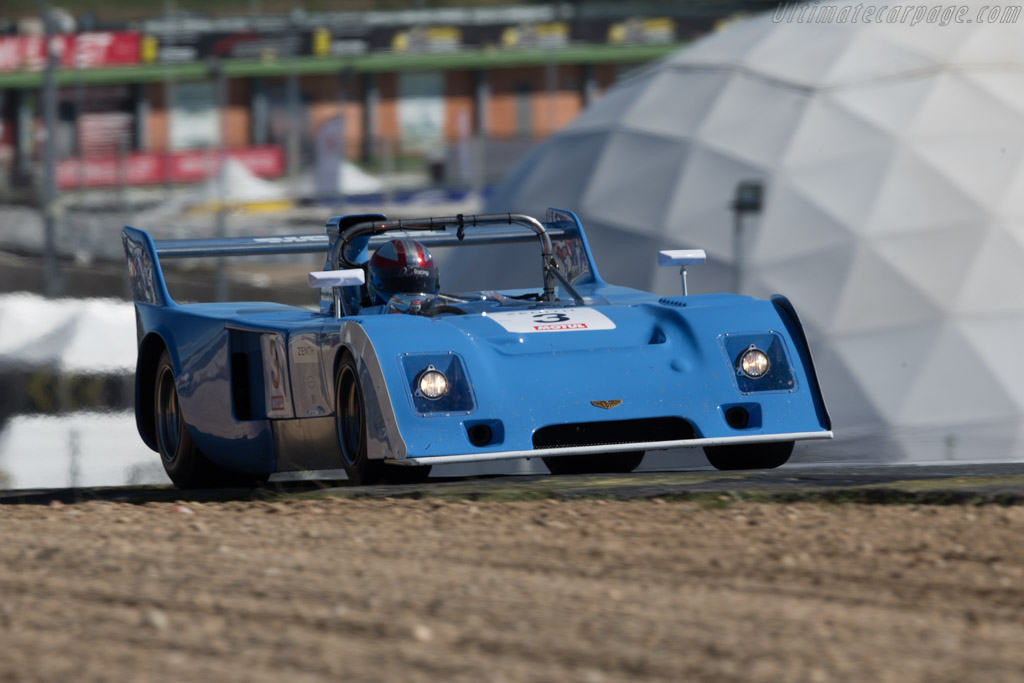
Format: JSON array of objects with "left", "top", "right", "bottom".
[{"left": 488, "top": 308, "right": 616, "bottom": 333}]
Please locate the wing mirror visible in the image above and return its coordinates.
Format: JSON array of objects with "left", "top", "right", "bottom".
[{"left": 658, "top": 250, "right": 706, "bottom": 296}]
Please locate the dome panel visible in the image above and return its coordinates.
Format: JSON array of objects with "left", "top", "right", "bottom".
[
  {"left": 897, "top": 323, "right": 1018, "bottom": 425},
  {"left": 966, "top": 71, "right": 1024, "bottom": 118},
  {"left": 958, "top": 317, "right": 1024, "bottom": 411},
  {"left": 827, "top": 74, "right": 934, "bottom": 134},
  {"left": 754, "top": 243, "right": 855, "bottom": 329},
  {"left": 487, "top": 131, "right": 609, "bottom": 215},
  {"left": 820, "top": 29, "right": 939, "bottom": 87},
  {"left": 949, "top": 19, "right": 1024, "bottom": 64},
  {"left": 754, "top": 185, "right": 860, "bottom": 264},
  {"left": 911, "top": 71, "right": 1024, "bottom": 139},
  {"left": 564, "top": 74, "right": 653, "bottom": 134},
  {"left": 911, "top": 134, "right": 1024, "bottom": 207},
  {"left": 662, "top": 144, "right": 763, "bottom": 255},
  {"left": 870, "top": 223, "right": 986, "bottom": 309},
  {"left": 625, "top": 69, "right": 729, "bottom": 139},
  {"left": 736, "top": 22, "right": 857, "bottom": 88},
  {"left": 954, "top": 223, "right": 1024, "bottom": 315},
  {"left": 864, "top": 145, "right": 988, "bottom": 235},
  {"left": 783, "top": 150, "right": 893, "bottom": 232},
  {"left": 695, "top": 74, "right": 809, "bottom": 166},
  {"left": 828, "top": 324, "right": 941, "bottom": 423},
  {"left": 581, "top": 131, "right": 689, "bottom": 233},
  {"left": 830, "top": 244, "right": 941, "bottom": 335}
]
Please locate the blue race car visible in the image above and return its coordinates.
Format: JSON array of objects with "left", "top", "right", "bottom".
[{"left": 122, "top": 208, "right": 831, "bottom": 487}]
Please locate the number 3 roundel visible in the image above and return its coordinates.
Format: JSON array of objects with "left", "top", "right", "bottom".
[{"left": 487, "top": 308, "right": 616, "bottom": 333}]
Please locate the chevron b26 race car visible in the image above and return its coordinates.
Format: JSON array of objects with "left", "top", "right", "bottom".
[{"left": 122, "top": 209, "right": 832, "bottom": 487}]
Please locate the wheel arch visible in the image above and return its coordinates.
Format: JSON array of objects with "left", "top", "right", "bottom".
[
  {"left": 770, "top": 294, "right": 832, "bottom": 431},
  {"left": 332, "top": 323, "right": 408, "bottom": 461},
  {"left": 135, "top": 332, "right": 169, "bottom": 451}
]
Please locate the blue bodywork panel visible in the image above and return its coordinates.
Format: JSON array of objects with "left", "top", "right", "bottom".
[{"left": 123, "top": 209, "right": 831, "bottom": 476}]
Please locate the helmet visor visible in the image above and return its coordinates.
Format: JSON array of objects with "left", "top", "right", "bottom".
[{"left": 376, "top": 266, "right": 438, "bottom": 296}]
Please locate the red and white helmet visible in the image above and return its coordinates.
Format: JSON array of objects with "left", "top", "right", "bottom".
[{"left": 367, "top": 239, "right": 439, "bottom": 306}]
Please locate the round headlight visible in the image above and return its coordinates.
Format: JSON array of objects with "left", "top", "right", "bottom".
[
  {"left": 740, "top": 347, "right": 770, "bottom": 378},
  {"left": 418, "top": 368, "right": 449, "bottom": 399}
]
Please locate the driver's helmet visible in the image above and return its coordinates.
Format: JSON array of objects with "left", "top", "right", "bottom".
[{"left": 367, "top": 238, "right": 440, "bottom": 306}]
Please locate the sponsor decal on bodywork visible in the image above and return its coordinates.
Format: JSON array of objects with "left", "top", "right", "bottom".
[{"left": 260, "top": 333, "right": 292, "bottom": 417}]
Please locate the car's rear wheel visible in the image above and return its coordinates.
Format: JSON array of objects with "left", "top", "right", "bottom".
[
  {"left": 543, "top": 451, "right": 645, "bottom": 475},
  {"left": 154, "top": 349, "right": 259, "bottom": 488},
  {"left": 334, "top": 355, "right": 433, "bottom": 486},
  {"left": 703, "top": 441, "right": 794, "bottom": 471}
]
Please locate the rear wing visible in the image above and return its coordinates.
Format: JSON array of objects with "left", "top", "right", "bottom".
[{"left": 121, "top": 208, "right": 602, "bottom": 309}]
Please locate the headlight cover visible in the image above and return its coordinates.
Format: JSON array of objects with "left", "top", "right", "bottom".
[
  {"left": 400, "top": 353, "right": 475, "bottom": 415},
  {"left": 719, "top": 332, "right": 796, "bottom": 394},
  {"left": 739, "top": 347, "right": 770, "bottom": 378},
  {"left": 417, "top": 367, "right": 449, "bottom": 399}
]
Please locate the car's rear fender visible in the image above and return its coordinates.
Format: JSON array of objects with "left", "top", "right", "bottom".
[{"left": 135, "top": 304, "right": 278, "bottom": 475}]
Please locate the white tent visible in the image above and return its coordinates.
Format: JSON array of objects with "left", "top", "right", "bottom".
[
  {"left": 297, "top": 160, "right": 385, "bottom": 197},
  {"left": 0, "top": 293, "right": 135, "bottom": 374},
  {"left": 486, "top": 0, "right": 1024, "bottom": 460},
  {"left": 187, "top": 157, "right": 288, "bottom": 205}
]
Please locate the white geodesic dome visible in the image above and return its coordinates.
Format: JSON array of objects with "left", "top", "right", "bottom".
[{"left": 484, "top": 0, "right": 1024, "bottom": 460}]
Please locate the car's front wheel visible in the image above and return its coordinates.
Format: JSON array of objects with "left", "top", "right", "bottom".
[
  {"left": 334, "top": 354, "right": 433, "bottom": 486},
  {"left": 703, "top": 441, "right": 793, "bottom": 471},
  {"left": 543, "top": 451, "right": 645, "bottom": 475},
  {"left": 335, "top": 353, "right": 387, "bottom": 486}
]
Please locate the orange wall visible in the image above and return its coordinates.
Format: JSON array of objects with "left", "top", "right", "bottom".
[
  {"left": 137, "top": 63, "right": 631, "bottom": 155},
  {"left": 223, "top": 79, "right": 250, "bottom": 148},
  {"left": 444, "top": 70, "right": 476, "bottom": 141},
  {"left": 145, "top": 82, "right": 168, "bottom": 152}
]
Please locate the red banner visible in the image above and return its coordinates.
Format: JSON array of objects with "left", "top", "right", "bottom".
[
  {"left": 0, "top": 32, "right": 140, "bottom": 72},
  {"left": 56, "top": 146, "right": 285, "bottom": 189}
]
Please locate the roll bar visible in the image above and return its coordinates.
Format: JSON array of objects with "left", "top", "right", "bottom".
[{"left": 326, "top": 213, "right": 567, "bottom": 310}]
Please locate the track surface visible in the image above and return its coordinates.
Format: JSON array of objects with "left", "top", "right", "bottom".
[
  {"left": 3, "top": 461, "right": 1024, "bottom": 505},
  {"left": 2, "top": 462, "right": 1024, "bottom": 682}
]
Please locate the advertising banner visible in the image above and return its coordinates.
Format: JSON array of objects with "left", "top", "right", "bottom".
[
  {"left": 0, "top": 32, "right": 140, "bottom": 72},
  {"left": 56, "top": 145, "right": 284, "bottom": 189}
]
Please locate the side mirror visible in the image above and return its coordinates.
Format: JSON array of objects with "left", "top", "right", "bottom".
[
  {"left": 309, "top": 269, "right": 366, "bottom": 319},
  {"left": 658, "top": 249, "right": 706, "bottom": 295},
  {"left": 308, "top": 269, "right": 365, "bottom": 288}
]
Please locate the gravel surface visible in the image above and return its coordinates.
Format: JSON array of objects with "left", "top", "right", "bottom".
[{"left": 2, "top": 497, "right": 1024, "bottom": 682}]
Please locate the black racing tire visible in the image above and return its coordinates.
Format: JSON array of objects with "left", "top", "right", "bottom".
[
  {"left": 543, "top": 451, "right": 645, "bottom": 475},
  {"left": 703, "top": 441, "right": 794, "bottom": 471},
  {"left": 154, "top": 349, "right": 267, "bottom": 489},
  {"left": 335, "top": 353, "right": 388, "bottom": 486}
]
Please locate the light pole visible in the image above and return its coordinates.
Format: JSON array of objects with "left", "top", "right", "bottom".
[
  {"left": 211, "top": 58, "right": 229, "bottom": 302},
  {"left": 41, "top": 0, "right": 63, "bottom": 298},
  {"left": 731, "top": 179, "right": 764, "bottom": 295}
]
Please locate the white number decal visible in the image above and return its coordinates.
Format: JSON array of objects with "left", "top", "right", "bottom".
[{"left": 488, "top": 308, "right": 615, "bottom": 333}]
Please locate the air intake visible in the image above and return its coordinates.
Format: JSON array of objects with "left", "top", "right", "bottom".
[{"left": 533, "top": 417, "right": 694, "bottom": 449}]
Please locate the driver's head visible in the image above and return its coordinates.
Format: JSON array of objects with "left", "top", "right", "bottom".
[{"left": 367, "top": 238, "right": 439, "bottom": 306}]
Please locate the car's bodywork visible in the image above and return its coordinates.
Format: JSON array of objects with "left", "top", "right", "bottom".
[{"left": 123, "top": 208, "right": 831, "bottom": 486}]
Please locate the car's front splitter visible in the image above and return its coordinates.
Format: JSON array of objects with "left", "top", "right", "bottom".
[{"left": 392, "top": 430, "right": 833, "bottom": 466}]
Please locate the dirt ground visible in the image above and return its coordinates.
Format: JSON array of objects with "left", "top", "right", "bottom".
[{"left": 2, "top": 496, "right": 1024, "bottom": 682}]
